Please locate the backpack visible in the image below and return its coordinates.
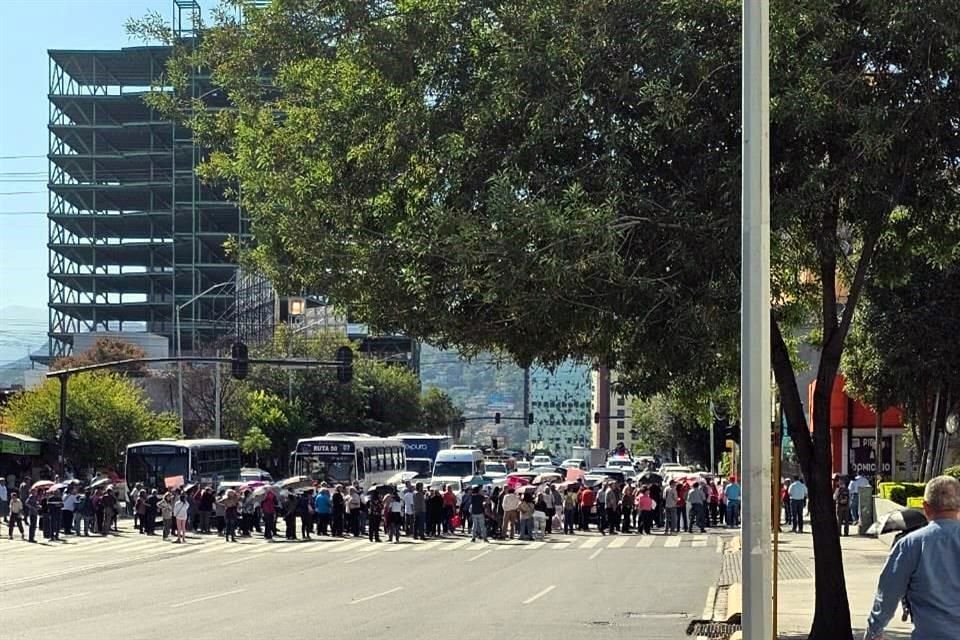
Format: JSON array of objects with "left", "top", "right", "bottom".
[{"left": 835, "top": 486, "right": 850, "bottom": 507}]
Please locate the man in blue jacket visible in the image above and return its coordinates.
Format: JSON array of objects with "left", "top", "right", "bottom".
[{"left": 864, "top": 475, "right": 960, "bottom": 640}]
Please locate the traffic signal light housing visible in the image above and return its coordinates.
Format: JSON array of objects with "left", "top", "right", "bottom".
[
  {"left": 494, "top": 412, "right": 501, "bottom": 424},
  {"left": 528, "top": 412, "right": 534, "bottom": 424},
  {"left": 593, "top": 411, "right": 600, "bottom": 424},
  {"left": 336, "top": 346, "right": 353, "bottom": 384},
  {"left": 231, "top": 341, "right": 248, "bottom": 380}
]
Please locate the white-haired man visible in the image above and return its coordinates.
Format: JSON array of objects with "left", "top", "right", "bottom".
[{"left": 864, "top": 475, "right": 960, "bottom": 640}]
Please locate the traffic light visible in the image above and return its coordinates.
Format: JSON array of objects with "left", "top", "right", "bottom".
[
  {"left": 528, "top": 412, "right": 534, "bottom": 424},
  {"left": 593, "top": 411, "right": 600, "bottom": 424},
  {"left": 492, "top": 437, "right": 499, "bottom": 450},
  {"left": 494, "top": 412, "right": 501, "bottom": 424},
  {"left": 230, "top": 341, "right": 248, "bottom": 380},
  {"left": 335, "top": 346, "right": 353, "bottom": 384},
  {"left": 723, "top": 421, "right": 741, "bottom": 445}
]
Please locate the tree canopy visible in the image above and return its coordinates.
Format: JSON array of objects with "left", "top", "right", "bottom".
[
  {"left": 420, "top": 387, "right": 463, "bottom": 436},
  {"left": 130, "top": 2, "right": 960, "bottom": 637},
  {"left": 1, "top": 373, "right": 178, "bottom": 471}
]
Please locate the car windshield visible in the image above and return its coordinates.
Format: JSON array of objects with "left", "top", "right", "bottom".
[
  {"left": 433, "top": 461, "right": 472, "bottom": 478},
  {"left": 406, "top": 459, "right": 433, "bottom": 477},
  {"left": 485, "top": 463, "right": 507, "bottom": 473}
]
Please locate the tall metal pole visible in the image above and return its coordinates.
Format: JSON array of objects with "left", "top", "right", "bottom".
[
  {"left": 58, "top": 375, "right": 68, "bottom": 477},
  {"left": 214, "top": 360, "right": 221, "bottom": 439},
  {"left": 709, "top": 401, "right": 717, "bottom": 474},
  {"left": 522, "top": 366, "right": 530, "bottom": 444},
  {"left": 176, "top": 307, "right": 184, "bottom": 436},
  {"left": 742, "top": 2, "right": 772, "bottom": 639}
]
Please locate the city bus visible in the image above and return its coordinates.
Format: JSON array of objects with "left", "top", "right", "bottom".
[
  {"left": 124, "top": 439, "right": 242, "bottom": 490},
  {"left": 291, "top": 434, "right": 405, "bottom": 487}
]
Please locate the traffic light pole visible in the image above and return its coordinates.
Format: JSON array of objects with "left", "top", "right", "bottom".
[{"left": 58, "top": 374, "right": 68, "bottom": 477}]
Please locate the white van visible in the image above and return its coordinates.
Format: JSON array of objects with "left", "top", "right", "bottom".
[{"left": 431, "top": 449, "right": 485, "bottom": 482}]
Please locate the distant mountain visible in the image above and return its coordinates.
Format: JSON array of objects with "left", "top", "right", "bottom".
[{"left": 0, "top": 306, "right": 47, "bottom": 367}]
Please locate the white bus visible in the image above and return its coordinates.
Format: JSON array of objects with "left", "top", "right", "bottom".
[
  {"left": 291, "top": 433, "right": 405, "bottom": 487},
  {"left": 124, "top": 439, "right": 241, "bottom": 490}
]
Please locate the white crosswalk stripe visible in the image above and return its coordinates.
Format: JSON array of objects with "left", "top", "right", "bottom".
[{"left": 1, "top": 532, "right": 726, "bottom": 566}]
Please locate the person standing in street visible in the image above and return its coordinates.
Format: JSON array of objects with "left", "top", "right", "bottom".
[
  {"left": 688, "top": 482, "right": 708, "bottom": 533},
  {"left": 578, "top": 484, "right": 595, "bottom": 532},
  {"left": 299, "top": 489, "right": 314, "bottom": 540},
  {"left": 635, "top": 486, "right": 655, "bottom": 534},
  {"left": 25, "top": 488, "right": 40, "bottom": 543},
  {"left": 61, "top": 486, "right": 77, "bottom": 535},
  {"left": 620, "top": 482, "right": 635, "bottom": 534},
  {"left": 367, "top": 489, "right": 383, "bottom": 542},
  {"left": 261, "top": 488, "right": 278, "bottom": 540},
  {"left": 219, "top": 488, "right": 240, "bottom": 542},
  {"left": 386, "top": 489, "right": 403, "bottom": 543},
  {"left": 788, "top": 476, "right": 808, "bottom": 533},
  {"left": 562, "top": 486, "right": 577, "bottom": 535},
  {"left": 724, "top": 476, "right": 742, "bottom": 528},
  {"left": 145, "top": 489, "right": 159, "bottom": 535},
  {"left": 661, "top": 480, "right": 678, "bottom": 534},
  {"left": 833, "top": 476, "right": 851, "bottom": 537},
  {"left": 413, "top": 483, "right": 427, "bottom": 541},
  {"left": 442, "top": 485, "right": 456, "bottom": 534},
  {"left": 197, "top": 487, "right": 214, "bottom": 534},
  {"left": 864, "top": 475, "right": 960, "bottom": 640},
  {"left": 501, "top": 487, "right": 520, "bottom": 539},
  {"left": 283, "top": 491, "right": 298, "bottom": 540},
  {"left": 159, "top": 492, "right": 174, "bottom": 540},
  {"left": 45, "top": 489, "right": 62, "bottom": 540},
  {"left": 173, "top": 492, "right": 189, "bottom": 543},
  {"left": 7, "top": 491, "right": 24, "bottom": 540},
  {"left": 517, "top": 491, "right": 535, "bottom": 540},
  {"left": 312, "top": 487, "right": 330, "bottom": 536},
  {"left": 101, "top": 488, "right": 116, "bottom": 535}
]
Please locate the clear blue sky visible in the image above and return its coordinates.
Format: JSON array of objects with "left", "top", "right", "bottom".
[{"left": 0, "top": 0, "right": 190, "bottom": 313}]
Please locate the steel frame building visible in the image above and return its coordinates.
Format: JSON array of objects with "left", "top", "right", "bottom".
[{"left": 46, "top": 1, "right": 247, "bottom": 358}]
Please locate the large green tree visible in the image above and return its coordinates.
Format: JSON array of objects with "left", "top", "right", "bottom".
[
  {"left": 420, "top": 387, "right": 463, "bottom": 436},
  {"left": 2, "top": 373, "right": 178, "bottom": 472},
  {"left": 132, "top": 2, "right": 960, "bottom": 636}
]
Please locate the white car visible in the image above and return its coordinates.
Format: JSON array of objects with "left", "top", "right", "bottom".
[
  {"left": 531, "top": 455, "right": 553, "bottom": 468},
  {"left": 606, "top": 457, "right": 635, "bottom": 472},
  {"left": 560, "top": 458, "right": 586, "bottom": 469},
  {"left": 515, "top": 461, "right": 532, "bottom": 472},
  {"left": 483, "top": 462, "right": 508, "bottom": 478}
]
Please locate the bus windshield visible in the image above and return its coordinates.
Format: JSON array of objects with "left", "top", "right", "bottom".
[
  {"left": 432, "top": 460, "right": 473, "bottom": 478},
  {"left": 126, "top": 447, "right": 188, "bottom": 489},
  {"left": 297, "top": 455, "right": 355, "bottom": 484}
]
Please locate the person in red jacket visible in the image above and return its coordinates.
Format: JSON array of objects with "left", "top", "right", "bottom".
[
  {"left": 261, "top": 489, "right": 277, "bottom": 540},
  {"left": 578, "top": 485, "right": 595, "bottom": 532}
]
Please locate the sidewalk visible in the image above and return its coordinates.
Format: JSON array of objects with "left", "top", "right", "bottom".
[{"left": 713, "top": 532, "right": 913, "bottom": 640}]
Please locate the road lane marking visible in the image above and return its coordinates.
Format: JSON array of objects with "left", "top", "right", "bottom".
[
  {"left": 383, "top": 542, "right": 408, "bottom": 551},
  {"left": 467, "top": 548, "right": 494, "bottom": 562},
  {"left": 579, "top": 537, "right": 601, "bottom": 549},
  {"left": 222, "top": 543, "right": 253, "bottom": 554},
  {"left": 692, "top": 536, "right": 708, "bottom": 547},
  {"left": 169, "top": 588, "right": 245, "bottom": 608},
  {"left": 636, "top": 536, "right": 655, "bottom": 548},
  {"left": 527, "top": 541, "right": 545, "bottom": 550},
  {"left": 550, "top": 542, "right": 572, "bottom": 550},
  {"left": 588, "top": 548, "right": 603, "bottom": 560},
  {"left": 329, "top": 540, "right": 369, "bottom": 553},
  {"left": 664, "top": 536, "right": 682, "bottom": 548},
  {"left": 344, "top": 551, "right": 380, "bottom": 564},
  {"left": 220, "top": 555, "right": 254, "bottom": 567},
  {"left": 350, "top": 586, "right": 403, "bottom": 605},
  {"left": 441, "top": 539, "right": 471, "bottom": 551},
  {"left": 277, "top": 542, "right": 311, "bottom": 553},
  {"left": 0, "top": 592, "right": 90, "bottom": 612},
  {"left": 194, "top": 543, "right": 230, "bottom": 554},
  {"left": 608, "top": 537, "right": 627, "bottom": 549},
  {"left": 412, "top": 541, "right": 443, "bottom": 552},
  {"left": 522, "top": 585, "right": 556, "bottom": 605}
]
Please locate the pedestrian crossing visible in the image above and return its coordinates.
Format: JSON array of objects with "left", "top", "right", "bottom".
[{"left": 0, "top": 531, "right": 722, "bottom": 561}]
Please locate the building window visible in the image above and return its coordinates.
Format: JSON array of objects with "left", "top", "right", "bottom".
[
  {"left": 616, "top": 396, "right": 625, "bottom": 406},
  {"left": 616, "top": 432, "right": 625, "bottom": 441},
  {"left": 617, "top": 409, "right": 625, "bottom": 418},
  {"left": 617, "top": 420, "right": 624, "bottom": 429}
]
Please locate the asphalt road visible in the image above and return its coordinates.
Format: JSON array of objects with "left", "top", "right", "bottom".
[{"left": 0, "top": 527, "right": 729, "bottom": 640}]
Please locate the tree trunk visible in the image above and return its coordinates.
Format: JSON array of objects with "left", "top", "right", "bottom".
[{"left": 772, "top": 319, "right": 853, "bottom": 640}]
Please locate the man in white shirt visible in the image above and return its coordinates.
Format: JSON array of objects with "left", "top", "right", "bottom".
[
  {"left": 402, "top": 488, "right": 415, "bottom": 536},
  {"left": 61, "top": 487, "right": 79, "bottom": 535},
  {"left": 848, "top": 472, "right": 871, "bottom": 524},
  {"left": 788, "top": 476, "right": 808, "bottom": 533}
]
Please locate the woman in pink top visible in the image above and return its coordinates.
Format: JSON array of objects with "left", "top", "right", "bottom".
[{"left": 635, "top": 488, "right": 655, "bottom": 535}]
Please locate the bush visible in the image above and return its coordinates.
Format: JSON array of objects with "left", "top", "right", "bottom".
[
  {"left": 944, "top": 465, "right": 960, "bottom": 480},
  {"left": 884, "top": 482, "right": 926, "bottom": 506}
]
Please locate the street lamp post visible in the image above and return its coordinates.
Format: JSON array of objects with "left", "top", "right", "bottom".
[
  {"left": 741, "top": 2, "right": 772, "bottom": 640},
  {"left": 176, "top": 280, "right": 232, "bottom": 434}
]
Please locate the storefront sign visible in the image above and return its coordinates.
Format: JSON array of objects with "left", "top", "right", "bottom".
[
  {"left": 0, "top": 439, "right": 42, "bottom": 456},
  {"left": 848, "top": 435, "right": 892, "bottom": 475}
]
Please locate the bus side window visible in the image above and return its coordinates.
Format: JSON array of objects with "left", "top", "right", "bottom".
[
  {"left": 357, "top": 452, "right": 366, "bottom": 481},
  {"left": 376, "top": 447, "right": 383, "bottom": 471},
  {"left": 476, "top": 459, "right": 485, "bottom": 475}
]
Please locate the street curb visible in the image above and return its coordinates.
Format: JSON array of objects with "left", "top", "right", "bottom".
[
  {"left": 728, "top": 632, "right": 743, "bottom": 640},
  {"left": 725, "top": 582, "right": 742, "bottom": 622}
]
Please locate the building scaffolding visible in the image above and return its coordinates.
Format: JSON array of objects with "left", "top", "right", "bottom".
[{"left": 45, "top": 1, "right": 254, "bottom": 358}]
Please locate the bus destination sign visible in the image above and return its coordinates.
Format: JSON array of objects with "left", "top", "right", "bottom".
[{"left": 297, "top": 441, "right": 356, "bottom": 455}]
